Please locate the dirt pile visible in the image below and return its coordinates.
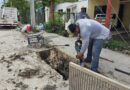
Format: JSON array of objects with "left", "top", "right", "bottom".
[
  {"left": 0, "top": 50, "right": 69, "bottom": 90},
  {"left": 0, "top": 30, "right": 69, "bottom": 90},
  {"left": 39, "top": 48, "right": 78, "bottom": 80}
]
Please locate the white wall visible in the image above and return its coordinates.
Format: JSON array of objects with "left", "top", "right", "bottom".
[
  {"left": 74, "top": 1, "right": 88, "bottom": 13},
  {"left": 55, "top": 1, "right": 88, "bottom": 13},
  {"left": 55, "top": 2, "right": 72, "bottom": 12},
  {"left": 55, "top": 1, "right": 88, "bottom": 31}
]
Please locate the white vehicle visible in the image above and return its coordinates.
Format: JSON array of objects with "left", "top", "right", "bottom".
[
  {"left": 95, "top": 14, "right": 116, "bottom": 29},
  {"left": 95, "top": 14, "right": 106, "bottom": 25},
  {"left": 0, "top": 7, "right": 18, "bottom": 27}
]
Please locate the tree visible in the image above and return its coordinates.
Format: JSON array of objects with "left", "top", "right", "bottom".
[
  {"left": 40, "top": 0, "right": 55, "bottom": 23},
  {"left": 5, "top": 0, "right": 30, "bottom": 23},
  {"left": 38, "top": 0, "right": 78, "bottom": 23}
]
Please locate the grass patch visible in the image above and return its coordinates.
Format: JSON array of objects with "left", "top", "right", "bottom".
[{"left": 104, "top": 39, "right": 130, "bottom": 52}]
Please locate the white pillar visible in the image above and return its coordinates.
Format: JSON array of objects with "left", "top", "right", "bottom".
[{"left": 45, "top": 7, "right": 49, "bottom": 23}]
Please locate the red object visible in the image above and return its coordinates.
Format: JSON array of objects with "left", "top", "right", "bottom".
[
  {"left": 105, "top": 0, "right": 112, "bottom": 28},
  {"left": 26, "top": 25, "right": 31, "bottom": 33}
]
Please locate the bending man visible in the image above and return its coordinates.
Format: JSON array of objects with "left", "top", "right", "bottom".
[{"left": 68, "top": 19, "right": 110, "bottom": 72}]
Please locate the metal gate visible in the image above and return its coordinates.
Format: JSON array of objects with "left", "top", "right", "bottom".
[{"left": 69, "top": 62, "right": 130, "bottom": 90}]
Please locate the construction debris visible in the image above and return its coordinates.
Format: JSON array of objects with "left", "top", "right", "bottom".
[
  {"left": 18, "top": 68, "right": 40, "bottom": 78},
  {"left": 0, "top": 30, "right": 69, "bottom": 90}
]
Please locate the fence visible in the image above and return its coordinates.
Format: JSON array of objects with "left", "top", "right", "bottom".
[{"left": 69, "top": 62, "right": 130, "bottom": 90}]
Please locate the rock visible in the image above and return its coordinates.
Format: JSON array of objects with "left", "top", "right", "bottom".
[
  {"left": 15, "top": 82, "right": 23, "bottom": 87},
  {"left": 18, "top": 68, "right": 39, "bottom": 78},
  {"left": 37, "top": 73, "right": 46, "bottom": 78},
  {"left": 8, "top": 69, "right": 12, "bottom": 72},
  {"left": 21, "top": 84, "right": 28, "bottom": 90},
  {"left": 12, "top": 81, "right": 16, "bottom": 84},
  {"left": 9, "top": 53, "right": 24, "bottom": 60},
  {"left": 20, "top": 57, "right": 25, "bottom": 60},
  {"left": 12, "top": 89, "right": 17, "bottom": 90},
  {"left": 1, "top": 56, "right": 5, "bottom": 60},
  {"left": 0, "top": 41, "right": 5, "bottom": 44},
  {"left": 11, "top": 55, "right": 21, "bottom": 60},
  {"left": 35, "top": 87, "right": 38, "bottom": 90},
  {"left": 6, "top": 64, "right": 10, "bottom": 68},
  {"left": 19, "top": 69, "right": 22, "bottom": 72},
  {"left": 9, "top": 53, "right": 16, "bottom": 58},
  {"left": 43, "top": 85, "right": 56, "bottom": 90}
]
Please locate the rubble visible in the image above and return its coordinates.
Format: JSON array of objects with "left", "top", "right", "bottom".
[
  {"left": 18, "top": 68, "right": 40, "bottom": 78},
  {"left": 39, "top": 48, "right": 77, "bottom": 80},
  {"left": 43, "top": 85, "right": 56, "bottom": 90},
  {"left": 0, "top": 30, "right": 69, "bottom": 90}
]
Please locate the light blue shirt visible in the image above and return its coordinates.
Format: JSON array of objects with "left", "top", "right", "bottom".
[{"left": 76, "top": 19, "right": 110, "bottom": 53}]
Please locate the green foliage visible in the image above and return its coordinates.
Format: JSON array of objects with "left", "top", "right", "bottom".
[
  {"left": 104, "top": 39, "right": 128, "bottom": 51},
  {"left": 41, "top": 0, "right": 50, "bottom": 6},
  {"left": 45, "top": 13, "right": 69, "bottom": 37},
  {"left": 31, "top": 27, "right": 39, "bottom": 33},
  {"left": 5, "top": 0, "right": 30, "bottom": 24},
  {"left": 57, "top": 0, "right": 78, "bottom": 3}
]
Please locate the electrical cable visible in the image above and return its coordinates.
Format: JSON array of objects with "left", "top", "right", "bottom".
[
  {"left": 92, "top": 0, "right": 129, "bottom": 45},
  {"left": 109, "top": 1, "right": 130, "bottom": 39}
]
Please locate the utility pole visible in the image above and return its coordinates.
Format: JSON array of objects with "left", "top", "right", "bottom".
[
  {"left": 49, "top": 0, "right": 54, "bottom": 23},
  {"left": 105, "top": 0, "right": 112, "bottom": 28},
  {"left": 30, "top": 0, "right": 36, "bottom": 27}
]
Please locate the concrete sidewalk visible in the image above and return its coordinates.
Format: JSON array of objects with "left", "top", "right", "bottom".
[{"left": 43, "top": 32, "right": 130, "bottom": 86}]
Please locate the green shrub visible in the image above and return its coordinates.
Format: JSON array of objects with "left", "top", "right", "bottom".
[
  {"left": 45, "top": 12, "right": 69, "bottom": 37},
  {"left": 59, "top": 30, "right": 69, "bottom": 37},
  {"left": 31, "top": 27, "right": 39, "bottom": 33},
  {"left": 104, "top": 39, "right": 128, "bottom": 51}
]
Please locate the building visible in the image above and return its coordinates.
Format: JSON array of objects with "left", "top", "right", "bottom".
[
  {"left": 87, "top": 0, "right": 130, "bottom": 30},
  {"left": 55, "top": 0, "right": 88, "bottom": 30},
  {"left": 45, "top": 0, "right": 130, "bottom": 31}
]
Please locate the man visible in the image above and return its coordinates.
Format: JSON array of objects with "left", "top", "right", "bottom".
[{"left": 68, "top": 18, "right": 110, "bottom": 72}]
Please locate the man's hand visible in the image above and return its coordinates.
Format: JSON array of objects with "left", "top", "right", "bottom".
[{"left": 76, "top": 53, "right": 84, "bottom": 60}]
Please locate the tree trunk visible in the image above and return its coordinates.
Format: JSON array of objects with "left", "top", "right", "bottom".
[{"left": 49, "top": 0, "right": 54, "bottom": 23}]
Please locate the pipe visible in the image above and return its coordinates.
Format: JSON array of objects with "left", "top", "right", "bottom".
[{"left": 115, "top": 68, "right": 130, "bottom": 76}]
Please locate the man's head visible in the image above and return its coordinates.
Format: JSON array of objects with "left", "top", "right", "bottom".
[{"left": 68, "top": 23, "right": 80, "bottom": 35}]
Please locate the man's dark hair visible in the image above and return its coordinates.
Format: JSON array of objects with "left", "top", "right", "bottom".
[{"left": 68, "top": 23, "right": 76, "bottom": 33}]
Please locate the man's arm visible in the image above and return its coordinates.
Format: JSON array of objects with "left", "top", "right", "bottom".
[{"left": 80, "top": 29, "right": 91, "bottom": 54}]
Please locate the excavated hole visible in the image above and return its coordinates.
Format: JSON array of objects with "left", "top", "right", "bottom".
[{"left": 39, "top": 48, "right": 77, "bottom": 80}]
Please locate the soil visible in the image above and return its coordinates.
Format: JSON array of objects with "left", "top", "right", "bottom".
[{"left": 0, "top": 30, "right": 69, "bottom": 90}]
